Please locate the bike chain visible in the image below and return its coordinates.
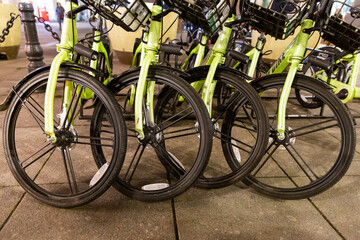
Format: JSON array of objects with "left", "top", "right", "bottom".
[
  {"left": 0, "top": 13, "right": 20, "bottom": 43},
  {"left": 35, "top": 16, "right": 60, "bottom": 42}
]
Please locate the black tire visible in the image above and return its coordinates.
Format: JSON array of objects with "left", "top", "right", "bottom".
[
  {"left": 242, "top": 74, "right": 356, "bottom": 199},
  {"left": 98, "top": 67, "right": 212, "bottom": 201},
  {"left": 169, "top": 66, "right": 269, "bottom": 188},
  {"left": 3, "top": 68, "right": 127, "bottom": 208}
]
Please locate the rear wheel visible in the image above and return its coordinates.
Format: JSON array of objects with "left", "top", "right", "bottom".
[{"left": 168, "top": 67, "right": 269, "bottom": 188}]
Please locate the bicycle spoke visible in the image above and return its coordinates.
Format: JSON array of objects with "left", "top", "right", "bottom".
[
  {"left": 28, "top": 96, "right": 60, "bottom": 126},
  {"left": 288, "top": 143, "right": 319, "bottom": 180},
  {"left": 66, "top": 87, "right": 84, "bottom": 130},
  {"left": 156, "top": 144, "right": 186, "bottom": 176},
  {"left": 252, "top": 142, "right": 277, "bottom": 176},
  {"left": 163, "top": 131, "right": 198, "bottom": 140},
  {"left": 124, "top": 143, "right": 146, "bottom": 182},
  {"left": 213, "top": 92, "right": 243, "bottom": 123},
  {"left": 232, "top": 123, "right": 257, "bottom": 132},
  {"left": 284, "top": 145, "right": 315, "bottom": 182},
  {"left": 215, "top": 129, "right": 252, "bottom": 153},
  {"left": 163, "top": 126, "right": 197, "bottom": 135},
  {"left": 156, "top": 109, "right": 194, "bottom": 134},
  {"left": 290, "top": 118, "right": 337, "bottom": 134},
  {"left": 12, "top": 88, "right": 45, "bottom": 131},
  {"left": 61, "top": 147, "right": 79, "bottom": 193},
  {"left": 242, "top": 104, "right": 256, "bottom": 130},
  {"left": 70, "top": 141, "right": 114, "bottom": 148},
  {"left": 292, "top": 123, "right": 339, "bottom": 138},
  {"left": 77, "top": 135, "right": 114, "bottom": 141},
  {"left": 20, "top": 143, "right": 55, "bottom": 169}
]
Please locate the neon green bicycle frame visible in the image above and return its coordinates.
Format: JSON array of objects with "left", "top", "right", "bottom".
[
  {"left": 312, "top": 52, "right": 360, "bottom": 103},
  {"left": 90, "top": 29, "right": 112, "bottom": 85},
  {"left": 182, "top": 18, "right": 314, "bottom": 139}
]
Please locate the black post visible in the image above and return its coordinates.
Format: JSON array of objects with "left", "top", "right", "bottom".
[{"left": 18, "top": 2, "right": 45, "bottom": 73}]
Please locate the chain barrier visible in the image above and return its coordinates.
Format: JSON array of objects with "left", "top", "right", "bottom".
[
  {"left": 0, "top": 13, "right": 20, "bottom": 43},
  {"left": 0, "top": 13, "right": 61, "bottom": 43},
  {"left": 35, "top": 16, "right": 60, "bottom": 42}
]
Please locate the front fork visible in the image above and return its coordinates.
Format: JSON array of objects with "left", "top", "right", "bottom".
[
  {"left": 134, "top": 51, "right": 157, "bottom": 139},
  {"left": 202, "top": 53, "right": 223, "bottom": 115},
  {"left": 276, "top": 20, "right": 313, "bottom": 139},
  {"left": 44, "top": 1, "right": 78, "bottom": 142},
  {"left": 45, "top": 51, "right": 70, "bottom": 141}
]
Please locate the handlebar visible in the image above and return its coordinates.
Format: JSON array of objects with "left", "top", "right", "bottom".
[{"left": 65, "top": 5, "right": 88, "bottom": 18}]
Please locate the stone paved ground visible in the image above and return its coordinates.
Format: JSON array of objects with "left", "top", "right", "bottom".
[{"left": 0, "top": 22, "right": 359, "bottom": 239}]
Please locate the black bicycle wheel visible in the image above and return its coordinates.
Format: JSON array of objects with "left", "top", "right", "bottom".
[
  {"left": 95, "top": 67, "right": 212, "bottom": 201},
  {"left": 3, "top": 68, "right": 127, "bottom": 208},
  {"left": 165, "top": 66, "right": 269, "bottom": 188},
  {"left": 241, "top": 74, "right": 355, "bottom": 199}
]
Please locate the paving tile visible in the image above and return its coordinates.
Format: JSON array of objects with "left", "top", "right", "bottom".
[
  {"left": 0, "top": 188, "right": 175, "bottom": 240},
  {"left": 310, "top": 176, "right": 360, "bottom": 239},
  {"left": 0, "top": 129, "right": 20, "bottom": 187},
  {"left": 174, "top": 185, "right": 341, "bottom": 239},
  {"left": 0, "top": 186, "right": 25, "bottom": 226},
  {"left": 346, "top": 159, "right": 360, "bottom": 176}
]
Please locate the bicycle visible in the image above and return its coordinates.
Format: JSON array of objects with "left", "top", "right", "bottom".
[
  {"left": 2, "top": 0, "right": 127, "bottom": 207},
  {"left": 129, "top": 0, "right": 270, "bottom": 189},
  {"left": 83, "top": 0, "right": 215, "bottom": 201},
  {"left": 222, "top": 0, "right": 357, "bottom": 199}
]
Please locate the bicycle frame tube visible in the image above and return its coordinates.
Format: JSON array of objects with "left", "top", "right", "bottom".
[
  {"left": 90, "top": 30, "right": 112, "bottom": 85},
  {"left": 131, "top": 41, "right": 143, "bottom": 68},
  {"left": 45, "top": 1, "right": 78, "bottom": 141},
  {"left": 348, "top": 53, "right": 360, "bottom": 98},
  {"left": 202, "top": 15, "right": 235, "bottom": 115},
  {"left": 246, "top": 36, "right": 265, "bottom": 78},
  {"left": 134, "top": 5, "right": 162, "bottom": 139}
]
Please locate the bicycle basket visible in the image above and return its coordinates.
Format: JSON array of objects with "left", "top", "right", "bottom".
[
  {"left": 81, "top": 0, "right": 151, "bottom": 32},
  {"left": 240, "top": 0, "right": 309, "bottom": 39},
  {"left": 164, "top": 0, "right": 231, "bottom": 35},
  {"left": 322, "top": 0, "right": 360, "bottom": 52}
]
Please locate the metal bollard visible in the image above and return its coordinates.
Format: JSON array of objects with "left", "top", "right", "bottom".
[{"left": 18, "top": 2, "right": 45, "bottom": 73}]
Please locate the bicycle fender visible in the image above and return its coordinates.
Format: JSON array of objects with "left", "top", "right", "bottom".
[
  {"left": 185, "top": 65, "right": 252, "bottom": 83},
  {"left": 108, "top": 65, "right": 191, "bottom": 92},
  {"left": 251, "top": 73, "right": 333, "bottom": 91},
  {"left": 0, "top": 63, "right": 104, "bottom": 112}
]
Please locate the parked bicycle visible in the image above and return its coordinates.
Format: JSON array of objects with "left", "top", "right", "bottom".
[{"left": 2, "top": 0, "right": 127, "bottom": 208}]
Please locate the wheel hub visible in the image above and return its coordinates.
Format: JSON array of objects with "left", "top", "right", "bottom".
[
  {"left": 270, "top": 127, "right": 296, "bottom": 147},
  {"left": 54, "top": 128, "right": 76, "bottom": 148},
  {"left": 138, "top": 125, "right": 162, "bottom": 145}
]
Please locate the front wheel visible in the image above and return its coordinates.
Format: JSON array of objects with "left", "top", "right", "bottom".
[
  {"left": 95, "top": 67, "right": 213, "bottom": 201},
  {"left": 241, "top": 74, "right": 355, "bottom": 199},
  {"left": 3, "top": 68, "right": 127, "bottom": 208}
]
